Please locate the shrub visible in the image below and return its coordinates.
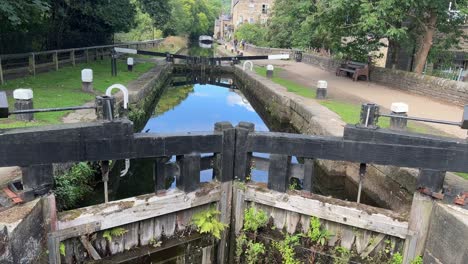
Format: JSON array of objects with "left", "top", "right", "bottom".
[
  {"left": 243, "top": 206, "right": 268, "bottom": 233},
  {"left": 192, "top": 207, "right": 228, "bottom": 239},
  {"left": 54, "top": 162, "right": 95, "bottom": 210}
]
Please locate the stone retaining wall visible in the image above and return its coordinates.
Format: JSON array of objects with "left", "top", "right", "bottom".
[{"left": 245, "top": 44, "right": 468, "bottom": 106}]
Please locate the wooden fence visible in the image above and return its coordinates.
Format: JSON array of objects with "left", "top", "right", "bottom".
[{"left": 0, "top": 39, "right": 164, "bottom": 84}]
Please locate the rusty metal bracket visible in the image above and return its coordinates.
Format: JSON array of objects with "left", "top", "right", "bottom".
[
  {"left": 418, "top": 187, "right": 444, "bottom": 200},
  {"left": 454, "top": 192, "right": 467, "bottom": 206}
]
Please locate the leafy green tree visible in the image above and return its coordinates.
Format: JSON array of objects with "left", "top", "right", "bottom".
[
  {"left": 235, "top": 23, "right": 268, "bottom": 46},
  {"left": 138, "top": 0, "right": 171, "bottom": 31},
  {"left": 0, "top": 0, "right": 49, "bottom": 29}
]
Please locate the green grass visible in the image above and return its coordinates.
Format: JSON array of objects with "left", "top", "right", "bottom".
[
  {"left": 254, "top": 66, "right": 315, "bottom": 98},
  {"left": 0, "top": 59, "right": 155, "bottom": 128},
  {"left": 455, "top": 172, "right": 468, "bottom": 180},
  {"left": 254, "top": 65, "right": 427, "bottom": 133}
]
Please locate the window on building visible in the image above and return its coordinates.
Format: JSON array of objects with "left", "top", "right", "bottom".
[
  {"left": 249, "top": 18, "right": 255, "bottom": 24},
  {"left": 262, "top": 4, "right": 268, "bottom": 14}
]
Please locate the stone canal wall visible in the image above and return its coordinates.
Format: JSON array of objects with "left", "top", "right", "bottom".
[{"left": 245, "top": 44, "right": 468, "bottom": 106}]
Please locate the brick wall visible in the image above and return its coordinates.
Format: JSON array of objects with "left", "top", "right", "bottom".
[{"left": 246, "top": 44, "right": 468, "bottom": 106}]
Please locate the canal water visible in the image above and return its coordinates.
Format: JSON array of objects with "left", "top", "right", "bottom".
[{"left": 82, "top": 43, "right": 377, "bottom": 208}]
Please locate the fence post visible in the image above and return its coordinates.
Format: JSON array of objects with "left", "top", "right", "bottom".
[
  {"left": 213, "top": 122, "right": 236, "bottom": 264},
  {"left": 268, "top": 154, "right": 291, "bottom": 192},
  {"left": 70, "top": 50, "right": 75, "bottom": 66},
  {"left": 94, "top": 49, "right": 98, "bottom": 61},
  {"left": 302, "top": 158, "right": 315, "bottom": 193},
  {"left": 176, "top": 153, "right": 201, "bottom": 192},
  {"left": 0, "top": 57, "right": 4, "bottom": 85},
  {"left": 359, "top": 103, "right": 379, "bottom": 128},
  {"left": 213, "top": 122, "right": 235, "bottom": 182},
  {"left": 153, "top": 156, "right": 171, "bottom": 193},
  {"left": 234, "top": 122, "right": 255, "bottom": 181},
  {"left": 29, "top": 53, "right": 36, "bottom": 76},
  {"left": 53, "top": 51, "right": 59, "bottom": 71},
  {"left": 85, "top": 49, "right": 90, "bottom": 63}
]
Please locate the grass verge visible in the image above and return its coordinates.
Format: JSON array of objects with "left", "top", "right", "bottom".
[
  {"left": 254, "top": 66, "right": 426, "bottom": 133},
  {"left": 0, "top": 59, "right": 154, "bottom": 128}
]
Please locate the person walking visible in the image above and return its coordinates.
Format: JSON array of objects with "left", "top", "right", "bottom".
[
  {"left": 233, "top": 38, "right": 238, "bottom": 51},
  {"left": 241, "top": 39, "right": 246, "bottom": 50}
]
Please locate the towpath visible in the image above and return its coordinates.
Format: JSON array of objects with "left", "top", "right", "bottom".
[{"left": 231, "top": 45, "right": 466, "bottom": 139}]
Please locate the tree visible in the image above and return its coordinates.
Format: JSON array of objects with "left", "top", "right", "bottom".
[
  {"left": 235, "top": 23, "right": 268, "bottom": 46},
  {"left": 138, "top": 0, "right": 172, "bottom": 30},
  {"left": 0, "top": 0, "right": 49, "bottom": 29},
  {"left": 408, "top": 0, "right": 467, "bottom": 73}
]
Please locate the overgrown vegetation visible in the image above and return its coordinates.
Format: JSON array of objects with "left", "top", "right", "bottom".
[
  {"left": 305, "top": 217, "right": 331, "bottom": 246},
  {"left": 243, "top": 206, "right": 268, "bottom": 234},
  {"left": 273, "top": 234, "right": 301, "bottom": 264},
  {"left": 103, "top": 227, "right": 128, "bottom": 242},
  {"left": 54, "top": 162, "right": 96, "bottom": 210},
  {"left": 192, "top": 207, "right": 227, "bottom": 239}
]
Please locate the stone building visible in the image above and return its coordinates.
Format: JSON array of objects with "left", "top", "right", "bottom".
[
  {"left": 231, "top": 0, "right": 274, "bottom": 30},
  {"left": 214, "top": 14, "right": 233, "bottom": 41}
]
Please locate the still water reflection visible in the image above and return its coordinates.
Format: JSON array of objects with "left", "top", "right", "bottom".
[{"left": 109, "top": 77, "right": 270, "bottom": 201}]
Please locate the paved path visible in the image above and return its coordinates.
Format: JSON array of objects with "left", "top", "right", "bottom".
[{"left": 250, "top": 57, "right": 466, "bottom": 139}]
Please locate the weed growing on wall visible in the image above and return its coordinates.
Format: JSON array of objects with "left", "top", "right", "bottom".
[
  {"left": 103, "top": 227, "right": 128, "bottom": 242},
  {"left": 192, "top": 207, "right": 227, "bottom": 239}
]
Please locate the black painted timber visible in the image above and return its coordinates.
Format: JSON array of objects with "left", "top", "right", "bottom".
[
  {"left": 417, "top": 169, "right": 446, "bottom": 193},
  {"left": 268, "top": 154, "right": 291, "bottom": 192},
  {"left": 246, "top": 132, "right": 468, "bottom": 172},
  {"left": 234, "top": 122, "right": 255, "bottom": 181},
  {"left": 177, "top": 153, "right": 201, "bottom": 192},
  {"left": 302, "top": 158, "right": 315, "bottom": 193},
  {"left": 214, "top": 122, "right": 235, "bottom": 182},
  {"left": 344, "top": 125, "right": 466, "bottom": 150},
  {"left": 153, "top": 158, "right": 169, "bottom": 193}
]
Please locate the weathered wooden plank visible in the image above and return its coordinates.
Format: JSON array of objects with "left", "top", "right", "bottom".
[
  {"left": 268, "top": 154, "right": 290, "bottom": 192},
  {"left": 57, "top": 183, "right": 221, "bottom": 231},
  {"left": 217, "top": 181, "right": 233, "bottom": 264},
  {"left": 403, "top": 193, "right": 434, "bottom": 263},
  {"left": 80, "top": 235, "right": 101, "bottom": 260},
  {"left": 247, "top": 132, "right": 468, "bottom": 172},
  {"left": 243, "top": 185, "right": 409, "bottom": 238},
  {"left": 234, "top": 123, "right": 254, "bottom": 181},
  {"left": 177, "top": 153, "right": 201, "bottom": 192},
  {"left": 360, "top": 233, "right": 385, "bottom": 258}
]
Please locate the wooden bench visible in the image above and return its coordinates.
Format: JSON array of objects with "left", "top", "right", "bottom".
[{"left": 336, "top": 61, "right": 369, "bottom": 81}]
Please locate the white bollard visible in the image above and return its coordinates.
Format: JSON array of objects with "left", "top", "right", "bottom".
[
  {"left": 127, "top": 57, "right": 134, "bottom": 72},
  {"left": 390, "top": 102, "right": 408, "bottom": 131},
  {"left": 316, "top": 80, "right": 328, "bottom": 99},
  {"left": 266, "top": 64, "right": 274, "bottom": 78},
  {"left": 13, "top": 88, "right": 34, "bottom": 121},
  {"left": 81, "top": 69, "right": 93, "bottom": 92}
]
